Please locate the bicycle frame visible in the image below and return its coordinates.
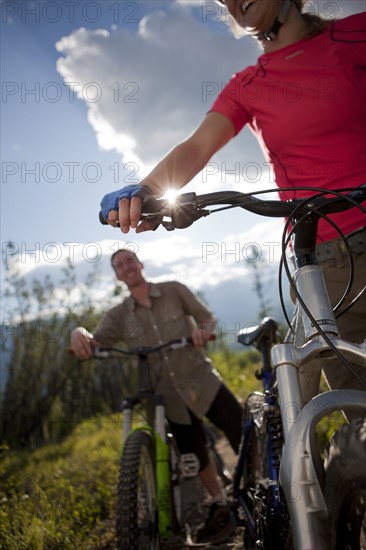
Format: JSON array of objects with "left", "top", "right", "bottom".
[
  {"left": 102, "top": 338, "right": 205, "bottom": 543},
  {"left": 136, "top": 185, "right": 366, "bottom": 549},
  {"left": 274, "top": 267, "right": 366, "bottom": 548},
  {"left": 234, "top": 270, "right": 366, "bottom": 548},
  {"left": 270, "top": 209, "right": 365, "bottom": 548},
  {"left": 121, "top": 391, "right": 173, "bottom": 538}
]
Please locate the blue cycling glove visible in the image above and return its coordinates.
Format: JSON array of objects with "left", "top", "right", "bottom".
[{"left": 100, "top": 185, "right": 151, "bottom": 223}]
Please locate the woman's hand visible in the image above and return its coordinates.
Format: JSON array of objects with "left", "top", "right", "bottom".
[
  {"left": 100, "top": 185, "right": 157, "bottom": 234},
  {"left": 99, "top": 114, "right": 236, "bottom": 233}
]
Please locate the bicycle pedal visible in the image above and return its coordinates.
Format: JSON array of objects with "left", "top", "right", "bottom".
[{"left": 180, "top": 453, "right": 200, "bottom": 477}]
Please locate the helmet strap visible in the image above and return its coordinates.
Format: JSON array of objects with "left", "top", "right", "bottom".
[{"left": 255, "top": 0, "right": 293, "bottom": 41}]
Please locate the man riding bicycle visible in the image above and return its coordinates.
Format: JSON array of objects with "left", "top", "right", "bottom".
[{"left": 70, "top": 248, "right": 243, "bottom": 544}]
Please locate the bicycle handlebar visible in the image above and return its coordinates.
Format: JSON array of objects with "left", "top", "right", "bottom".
[
  {"left": 138, "top": 185, "right": 366, "bottom": 231},
  {"left": 69, "top": 334, "right": 216, "bottom": 360}
]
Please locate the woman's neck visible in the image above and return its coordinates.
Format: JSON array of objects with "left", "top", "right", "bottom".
[{"left": 261, "top": 4, "right": 314, "bottom": 53}]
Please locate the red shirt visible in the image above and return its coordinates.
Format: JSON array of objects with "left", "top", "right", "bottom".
[{"left": 210, "top": 12, "right": 366, "bottom": 242}]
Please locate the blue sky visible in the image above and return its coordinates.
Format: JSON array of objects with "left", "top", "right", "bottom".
[{"left": 1, "top": 0, "right": 364, "bottom": 331}]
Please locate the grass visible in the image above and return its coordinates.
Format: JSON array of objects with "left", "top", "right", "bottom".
[
  {"left": 0, "top": 354, "right": 346, "bottom": 549},
  {"left": 0, "top": 415, "right": 123, "bottom": 550}
]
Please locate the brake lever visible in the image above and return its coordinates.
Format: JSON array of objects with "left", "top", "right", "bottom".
[
  {"left": 140, "top": 211, "right": 210, "bottom": 231},
  {"left": 171, "top": 208, "right": 210, "bottom": 230},
  {"left": 142, "top": 192, "right": 210, "bottom": 231}
]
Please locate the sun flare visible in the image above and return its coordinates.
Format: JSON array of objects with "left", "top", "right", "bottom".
[{"left": 163, "top": 189, "right": 180, "bottom": 204}]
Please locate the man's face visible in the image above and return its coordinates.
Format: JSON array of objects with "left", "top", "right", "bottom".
[{"left": 112, "top": 251, "right": 144, "bottom": 287}]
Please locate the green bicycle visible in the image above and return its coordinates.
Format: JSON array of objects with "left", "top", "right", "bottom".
[{"left": 93, "top": 335, "right": 225, "bottom": 549}]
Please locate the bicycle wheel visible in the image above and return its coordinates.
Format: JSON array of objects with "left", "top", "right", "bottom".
[
  {"left": 243, "top": 392, "right": 292, "bottom": 549},
  {"left": 324, "top": 417, "right": 366, "bottom": 550},
  {"left": 116, "top": 430, "right": 158, "bottom": 549}
]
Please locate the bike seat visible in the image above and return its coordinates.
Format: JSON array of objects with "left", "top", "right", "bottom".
[{"left": 237, "top": 317, "right": 278, "bottom": 347}]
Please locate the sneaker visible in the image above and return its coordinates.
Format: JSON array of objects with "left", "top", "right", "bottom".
[{"left": 195, "top": 503, "right": 235, "bottom": 544}]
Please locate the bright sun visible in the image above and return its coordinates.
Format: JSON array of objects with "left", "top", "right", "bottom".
[{"left": 163, "top": 189, "right": 179, "bottom": 204}]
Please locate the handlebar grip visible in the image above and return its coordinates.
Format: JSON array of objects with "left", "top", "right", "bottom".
[
  {"left": 93, "top": 348, "right": 112, "bottom": 359},
  {"left": 99, "top": 196, "right": 163, "bottom": 228},
  {"left": 186, "top": 334, "right": 216, "bottom": 344}
]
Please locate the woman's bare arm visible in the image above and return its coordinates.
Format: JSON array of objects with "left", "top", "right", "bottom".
[{"left": 106, "top": 112, "right": 236, "bottom": 233}]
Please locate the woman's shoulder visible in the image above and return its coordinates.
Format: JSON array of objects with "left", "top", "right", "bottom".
[
  {"left": 333, "top": 10, "right": 366, "bottom": 32},
  {"left": 213, "top": 63, "right": 261, "bottom": 100},
  {"left": 327, "top": 10, "right": 366, "bottom": 46}
]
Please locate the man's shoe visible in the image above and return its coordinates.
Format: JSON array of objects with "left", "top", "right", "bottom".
[{"left": 195, "top": 503, "right": 235, "bottom": 544}]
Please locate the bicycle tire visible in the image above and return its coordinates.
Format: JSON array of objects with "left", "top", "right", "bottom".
[
  {"left": 116, "top": 430, "right": 158, "bottom": 549},
  {"left": 243, "top": 392, "right": 293, "bottom": 550},
  {"left": 324, "top": 417, "right": 366, "bottom": 550}
]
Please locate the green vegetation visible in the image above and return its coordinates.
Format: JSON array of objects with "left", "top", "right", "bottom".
[
  {"left": 0, "top": 404, "right": 345, "bottom": 549},
  {"left": 0, "top": 343, "right": 262, "bottom": 549},
  {"left": 210, "top": 345, "right": 262, "bottom": 401},
  {"left": 1, "top": 250, "right": 134, "bottom": 449},
  {"left": 0, "top": 250, "right": 265, "bottom": 548},
  {"left": 0, "top": 416, "right": 120, "bottom": 550},
  {"left": 0, "top": 245, "right": 346, "bottom": 548},
  {"left": 316, "top": 410, "right": 347, "bottom": 452}
]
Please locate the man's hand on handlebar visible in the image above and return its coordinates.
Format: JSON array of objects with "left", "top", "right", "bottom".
[
  {"left": 191, "top": 318, "right": 217, "bottom": 347},
  {"left": 70, "top": 327, "right": 102, "bottom": 361}
]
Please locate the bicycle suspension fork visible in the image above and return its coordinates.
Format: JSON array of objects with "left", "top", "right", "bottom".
[
  {"left": 121, "top": 395, "right": 136, "bottom": 445},
  {"left": 121, "top": 393, "right": 173, "bottom": 538},
  {"left": 154, "top": 395, "right": 173, "bottom": 538},
  {"left": 271, "top": 212, "right": 344, "bottom": 548},
  {"left": 274, "top": 210, "right": 339, "bottom": 438}
]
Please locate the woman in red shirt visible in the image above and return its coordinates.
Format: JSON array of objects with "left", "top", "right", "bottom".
[{"left": 101, "top": 0, "right": 366, "bottom": 430}]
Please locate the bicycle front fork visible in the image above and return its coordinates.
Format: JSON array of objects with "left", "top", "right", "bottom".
[
  {"left": 274, "top": 263, "right": 339, "bottom": 438},
  {"left": 271, "top": 264, "right": 366, "bottom": 549}
]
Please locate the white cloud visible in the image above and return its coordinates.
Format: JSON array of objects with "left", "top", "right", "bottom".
[
  {"left": 46, "top": 0, "right": 364, "bottom": 327},
  {"left": 54, "top": 0, "right": 366, "bottom": 191},
  {"left": 55, "top": 1, "right": 260, "bottom": 170},
  {"left": 4, "top": 216, "right": 283, "bottom": 290}
]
